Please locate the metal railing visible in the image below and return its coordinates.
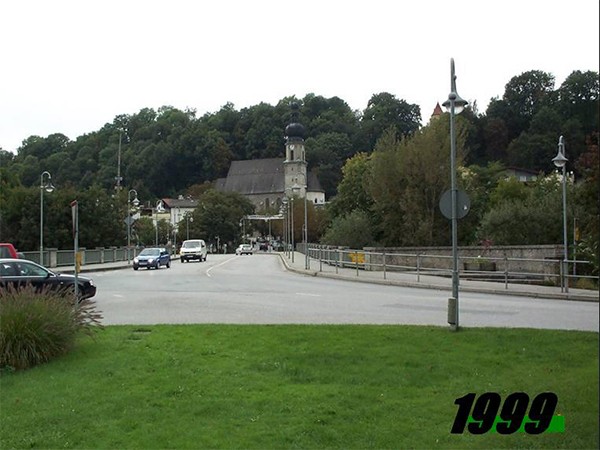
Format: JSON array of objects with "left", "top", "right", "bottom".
[
  {"left": 18, "top": 244, "right": 599, "bottom": 292},
  {"left": 297, "top": 245, "right": 598, "bottom": 291},
  {"left": 21, "top": 247, "right": 144, "bottom": 268}
]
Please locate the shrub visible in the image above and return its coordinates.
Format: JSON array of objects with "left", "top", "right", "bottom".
[{"left": 0, "top": 285, "right": 103, "bottom": 370}]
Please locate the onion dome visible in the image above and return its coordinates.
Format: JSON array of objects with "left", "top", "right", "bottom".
[{"left": 285, "top": 102, "right": 305, "bottom": 139}]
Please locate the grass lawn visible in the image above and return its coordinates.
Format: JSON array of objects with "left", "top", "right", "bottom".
[{"left": 1, "top": 325, "right": 598, "bottom": 449}]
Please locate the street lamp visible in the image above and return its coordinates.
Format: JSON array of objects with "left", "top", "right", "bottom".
[
  {"left": 155, "top": 200, "right": 165, "bottom": 246},
  {"left": 39, "top": 171, "right": 55, "bottom": 265},
  {"left": 290, "top": 196, "right": 295, "bottom": 263},
  {"left": 185, "top": 213, "right": 193, "bottom": 240},
  {"left": 442, "top": 58, "right": 468, "bottom": 331},
  {"left": 302, "top": 185, "right": 309, "bottom": 269},
  {"left": 552, "top": 135, "right": 569, "bottom": 293},
  {"left": 282, "top": 198, "right": 289, "bottom": 257},
  {"left": 127, "top": 189, "right": 139, "bottom": 264}
]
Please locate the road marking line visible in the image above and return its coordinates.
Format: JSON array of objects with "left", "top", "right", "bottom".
[
  {"left": 296, "top": 293, "right": 321, "bottom": 297},
  {"left": 206, "top": 256, "right": 237, "bottom": 278}
]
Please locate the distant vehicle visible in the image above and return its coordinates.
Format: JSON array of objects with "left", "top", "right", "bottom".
[
  {"left": 236, "top": 244, "right": 253, "bottom": 255},
  {"left": 0, "top": 243, "right": 22, "bottom": 259},
  {"left": 180, "top": 239, "right": 207, "bottom": 262},
  {"left": 0, "top": 258, "right": 97, "bottom": 300},
  {"left": 133, "top": 248, "right": 171, "bottom": 270}
]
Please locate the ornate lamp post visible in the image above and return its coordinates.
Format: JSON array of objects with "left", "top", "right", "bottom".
[
  {"left": 552, "top": 136, "right": 569, "bottom": 292},
  {"left": 282, "top": 198, "right": 289, "bottom": 257},
  {"left": 442, "top": 58, "right": 468, "bottom": 331},
  {"left": 290, "top": 196, "right": 296, "bottom": 262},
  {"left": 303, "top": 185, "right": 309, "bottom": 269},
  {"left": 39, "top": 171, "right": 55, "bottom": 265},
  {"left": 155, "top": 200, "right": 165, "bottom": 246},
  {"left": 127, "top": 189, "right": 139, "bottom": 264},
  {"left": 185, "top": 213, "right": 193, "bottom": 240}
]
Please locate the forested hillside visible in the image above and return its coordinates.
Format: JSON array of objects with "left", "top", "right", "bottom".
[{"left": 0, "top": 69, "right": 597, "bottom": 268}]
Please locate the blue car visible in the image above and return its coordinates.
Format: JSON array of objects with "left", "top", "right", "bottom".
[{"left": 133, "top": 248, "right": 171, "bottom": 270}]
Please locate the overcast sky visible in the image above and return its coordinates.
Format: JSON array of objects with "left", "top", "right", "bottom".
[{"left": 1, "top": 0, "right": 598, "bottom": 154}]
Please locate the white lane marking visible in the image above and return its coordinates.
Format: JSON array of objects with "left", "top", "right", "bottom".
[
  {"left": 296, "top": 293, "right": 321, "bottom": 297},
  {"left": 205, "top": 256, "right": 238, "bottom": 278},
  {"left": 113, "top": 294, "right": 124, "bottom": 298}
]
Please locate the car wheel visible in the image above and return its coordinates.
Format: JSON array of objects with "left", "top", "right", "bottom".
[
  {"left": 133, "top": 266, "right": 138, "bottom": 271},
  {"left": 156, "top": 261, "right": 160, "bottom": 269},
  {"left": 167, "top": 260, "right": 171, "bottom": 268},
  {"left": 180, "top": 257, "right": 185, "bottom": 263}
]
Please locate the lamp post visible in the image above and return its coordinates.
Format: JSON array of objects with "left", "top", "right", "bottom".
[
  {"left": 127, "top": 189, "right": 139, "bottom": 264},
  {"left": 290, "top": 196, "right": 296, "bottom": 262},
  {"left": 185, "top": 214, "right": 193, "bottom": 240},
  {"left": 155, "top": 200, "right": 165, "bottom": 246},
  {"left": 303, "top": 185, "right": 309, "bottom": 269},
  {"left": 442, "top": 58, "right": 468, "bottom": 331},
  {"left": 552, "top": 136, "right": 569, "bottom": 293},
  {"left": 282, "top": 198, "right": 289, "bottom": 257},
  {"left": 39, "top": 171, "right": 55, "bottom": 265}
]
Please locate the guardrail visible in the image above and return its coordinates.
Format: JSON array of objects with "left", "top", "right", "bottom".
[
  {"left": 18, "top": 244, "right": 599, "bottom": 292},
  {"left": 21, "top": 247, "right": 143, "bottom": 268},
  {"left": 296, "top": 244, "right": 598, "bottom": 292}
]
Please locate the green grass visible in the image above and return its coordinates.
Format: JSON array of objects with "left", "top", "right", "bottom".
[{"left": 1, "top": 325, "right": 598, "bottom": 449}]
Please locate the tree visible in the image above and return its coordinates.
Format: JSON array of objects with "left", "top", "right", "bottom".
[
  {"left": 501, "top": 70, "right": 555, "bottom": 138},
  {"left": 327, "top": 152, "right": 373, "bottom": 220},
  {"left": 556, "top": 70, "right": 599, "bottom": 136},
  {"left": 320, "top": 210, "right": 374, "bottom": 248},
  {"left": 305, "top": 132, "right": 351, "bottom": 199},
  {"left": 360, "top": 93, "right": 421, "bottom": 150},
  {"left": 189, "top": 189, "right": 255, "bottom": 248},
  {"left": 476, "top": 176, "right": 567, "bottom": 245}
]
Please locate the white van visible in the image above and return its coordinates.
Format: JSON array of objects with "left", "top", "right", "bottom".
[{"left": 180, "top": 239, "right": 208, "bottom": 262}]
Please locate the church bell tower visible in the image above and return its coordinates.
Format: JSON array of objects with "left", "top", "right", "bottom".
[{"left": 284, "top": 102, "right": 307, "bottom": 197}]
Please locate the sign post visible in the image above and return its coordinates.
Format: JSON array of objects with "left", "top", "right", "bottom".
[{"left": 71, "top": 200, "right": 79, "bottom": 301}]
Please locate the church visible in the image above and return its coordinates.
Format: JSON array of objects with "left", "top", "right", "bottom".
[{"left": 215, "top": 103, "right": 326, "bottom": 212}]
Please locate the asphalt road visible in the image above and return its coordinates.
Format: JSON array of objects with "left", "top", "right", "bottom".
[{"left": 89, "top": 254, "right": 599, "bottom": 332}]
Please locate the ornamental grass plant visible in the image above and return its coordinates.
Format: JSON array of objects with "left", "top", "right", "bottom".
[{"left": 0, "top": 285, "right": 102, "bottom": 370}]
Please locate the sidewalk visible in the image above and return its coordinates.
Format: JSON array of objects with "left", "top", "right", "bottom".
[
  {"left": 279, "top": 252, "right": 599, "bottom": 303},
  {"left": 66, "top": 252, "right": 598, "bottom": 302}
]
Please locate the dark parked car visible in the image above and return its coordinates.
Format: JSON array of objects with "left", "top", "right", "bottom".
[
  {"left": 133, "top": 247, "right": 171, "bottom": 270},
  {"left": 0, "top": 258, "right": 97, "bottom": 300}
]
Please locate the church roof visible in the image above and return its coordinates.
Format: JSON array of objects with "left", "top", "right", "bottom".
[{"left": 219, "top": 158, "right": 324, "bottom": 195}]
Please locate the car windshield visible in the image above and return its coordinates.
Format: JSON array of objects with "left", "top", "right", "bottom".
[
  {"left": 139, "top": 248, "right": 160, "bottom": 256},
  {"left": 183, "top": 241, "right": 201, "bottom": 248}
]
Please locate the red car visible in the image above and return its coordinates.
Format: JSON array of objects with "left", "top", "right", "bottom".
[{"left": 0, "top": 243, "right": 21, "bottom": 259}]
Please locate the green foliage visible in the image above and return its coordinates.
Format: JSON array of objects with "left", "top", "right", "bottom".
[
  {"left": 488, "top": 176, "right": 530, "bottom": 208},
  {"left": 477, "top": 195, "right": 563, "bottom": 245},
  {"left": 327, "top": 152, "right": 373, "bottom": 220},
  {"left": 361, "top": 92, "right": 422, "bottom": 150},
  {"left": 320, "top": 210, "right": 375, "bottom": 248},
  {"left": 0, "top": 72, "right": 597, "bottom": 251},
  {"left": 0, "top": 286, "right": 102, "bottom": 371},
  {"left": 184, "top": 189, "right": 255, "bottom": 248}
]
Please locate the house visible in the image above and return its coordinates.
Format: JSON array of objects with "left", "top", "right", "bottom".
[
  {"left": 504, "top": 166, "right": 539, "bottom": 182},
  {"left": 161, "top": 196, "right": 198, "bottom": 226}
]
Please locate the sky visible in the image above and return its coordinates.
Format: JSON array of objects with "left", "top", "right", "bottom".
[{"left": 1, "top": 0, "right": 598, "bottom": 154}]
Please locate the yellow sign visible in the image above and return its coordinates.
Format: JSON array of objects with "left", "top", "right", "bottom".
[
  {"left": 75, "top": 251, "right": 83, "bottom": 273},
  {"left": 349, "top": 252, "right": 365, "bottom": 264}
]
